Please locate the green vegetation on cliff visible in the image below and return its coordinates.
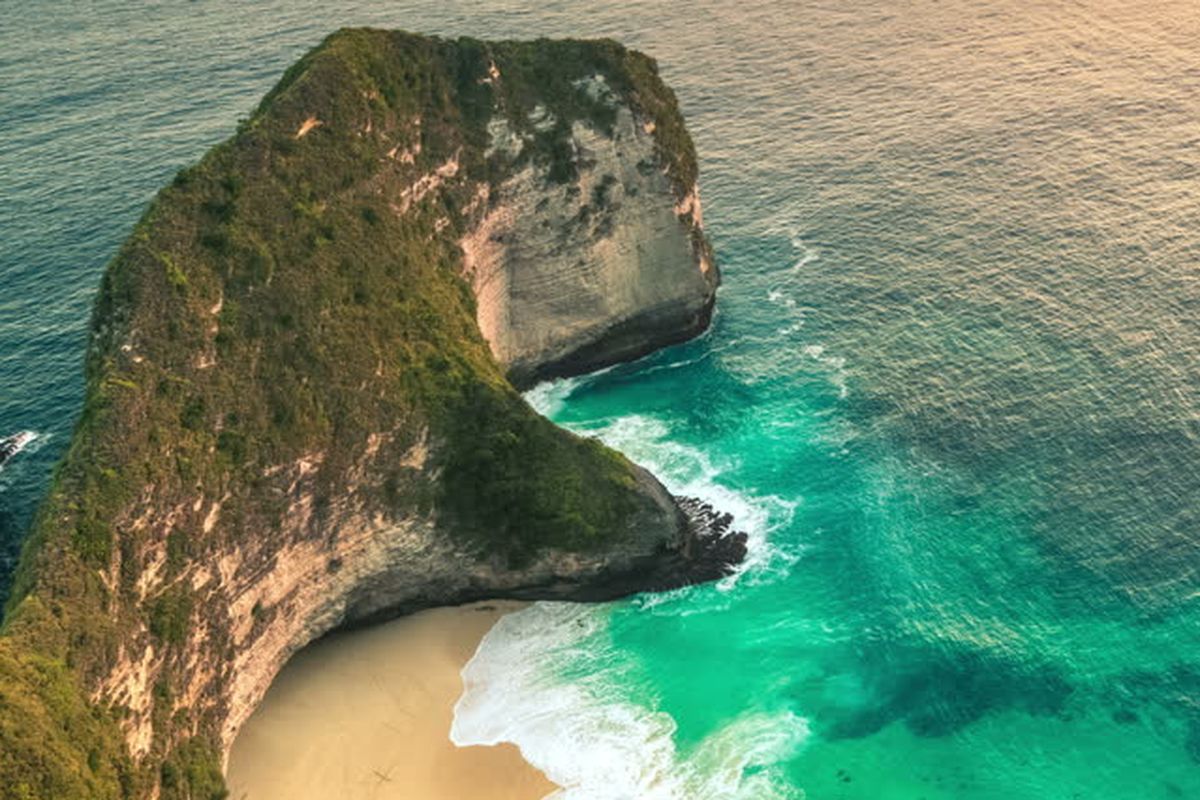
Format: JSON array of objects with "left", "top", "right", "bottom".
[{"left": 0, "top": 29, "right": 703, "bottom": 800}]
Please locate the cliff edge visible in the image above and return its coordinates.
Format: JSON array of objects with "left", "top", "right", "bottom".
[{"left": 0, "top": 29, "right": 736, "bottom": 800}]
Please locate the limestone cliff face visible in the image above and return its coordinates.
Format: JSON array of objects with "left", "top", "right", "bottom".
[
  {"left": 0, "top": 29, "right": 739, "bottom": 800},
  {"left": 108, "top": 433, "right": 698, "bottom": 762},
  {"left": 461, "top": 74, "right": 718, "bottom": 387}
]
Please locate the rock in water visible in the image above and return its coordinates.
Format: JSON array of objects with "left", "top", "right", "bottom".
[{"left": 0, "top": 29, "right": 733, "bottom": 800}]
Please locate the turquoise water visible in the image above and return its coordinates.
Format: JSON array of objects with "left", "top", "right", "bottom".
[{"left": 4, "top": 1, "right": 1200, "bottom": 797}]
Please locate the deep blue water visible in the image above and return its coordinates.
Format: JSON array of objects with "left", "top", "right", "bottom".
[{"left": 5, "top": 2, "right": 1200, "bottom": 797}]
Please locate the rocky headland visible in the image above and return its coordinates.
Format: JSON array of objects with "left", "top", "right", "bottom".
[{"left": 0, "top": 29, "right": 741, "bottom": 800}]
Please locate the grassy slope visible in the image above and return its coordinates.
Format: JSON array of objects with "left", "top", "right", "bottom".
[{"left": 0, "top": 29, "right": 701, "bottom": 800}]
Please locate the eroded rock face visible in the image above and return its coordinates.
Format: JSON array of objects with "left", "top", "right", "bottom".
[
  {"left": 0, "top": 31, "right": 738, "bottom": 800},
  {"left": 100, "top": 431, "right": 740, "bottom": 765},
  {"left": 462, "top": 79, "right": 718, "bottom": 388},
  {"left": 209, "top": 455, "right": 739, "bottom": 757}
]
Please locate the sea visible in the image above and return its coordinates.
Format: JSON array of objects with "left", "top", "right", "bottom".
[{"left": 3, "top": 1, "right": 1199, "bottom": 797}]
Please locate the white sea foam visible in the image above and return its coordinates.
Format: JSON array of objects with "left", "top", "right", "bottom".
[
  {"left": 526, "top": 378, "right": 799, "bottom": 584},
  {"left": 633, "top": 352, "right": 714, "bottom": 379},
  {"left": 452, "top": 602, "right": 809, "bottom": 799},
  {"left": 767, "top": 288, "right": 798, "bottom": 309},
  {"left": 470, "top": 399, "right": 808, "bottom": 797},
  {"left": 789, "top": 230, "right": 820, "bottom": 272},
  {"left": 525, "top": 375, "right": 589, "bottom": 417},
  {"left": 0, "top": 430, "right": 43, "bottom": 483},
  {"left": 802, "top": 344, "right": 849, "bottom": 399},
  {"left": 760, "top": 229, "right": 853, "bottom": 397},
  {"left": 568, "top": 414, "right": 799, "bottom": 587}
]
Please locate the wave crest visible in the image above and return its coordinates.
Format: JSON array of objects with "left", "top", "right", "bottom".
[{"left": 452, "top": 602, "right": 808, "bottom": 799}]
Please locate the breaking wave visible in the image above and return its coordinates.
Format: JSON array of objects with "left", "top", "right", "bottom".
[{"left": 451, "top": 602, "right": 809, "bottom": 799}]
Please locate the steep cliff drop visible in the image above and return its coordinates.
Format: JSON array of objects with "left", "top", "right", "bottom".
[
  {"left": 0, "top": 29, "right": 740, "bottom": 800},
  {"left": 460, "top": 72, "right": 718, "bottom": 388}
]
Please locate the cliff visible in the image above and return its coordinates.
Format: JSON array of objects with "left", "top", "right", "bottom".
[
  {"left": 0, "top": 29, "right": 736, "bottom": 800},
  {"left": 461, "top": 72, "right": 717, "bottom": 387}
]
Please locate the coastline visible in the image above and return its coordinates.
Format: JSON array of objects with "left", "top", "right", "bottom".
[
  {"left": 225, "top": 601, "right": 557, "bottom": 800},
  {"left": 0, "top": 30, "right": 737, "bottom": 795}
]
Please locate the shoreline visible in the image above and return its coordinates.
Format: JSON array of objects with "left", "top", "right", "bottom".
[{"left": 225, "top": 601, "right": 557, "bottom": 800}]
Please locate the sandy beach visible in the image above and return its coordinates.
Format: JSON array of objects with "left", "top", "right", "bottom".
[{"left": 225, "top": 601, "right": 556, "bottom": 800}]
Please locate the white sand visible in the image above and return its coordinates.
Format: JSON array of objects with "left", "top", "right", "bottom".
[{"left": 225, "top": 601, "right": 556, "bottom": 800}]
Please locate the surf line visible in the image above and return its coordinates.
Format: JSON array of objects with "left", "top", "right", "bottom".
[{"left": 0, "top": 431, "right": 38, "bottom": 470}]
